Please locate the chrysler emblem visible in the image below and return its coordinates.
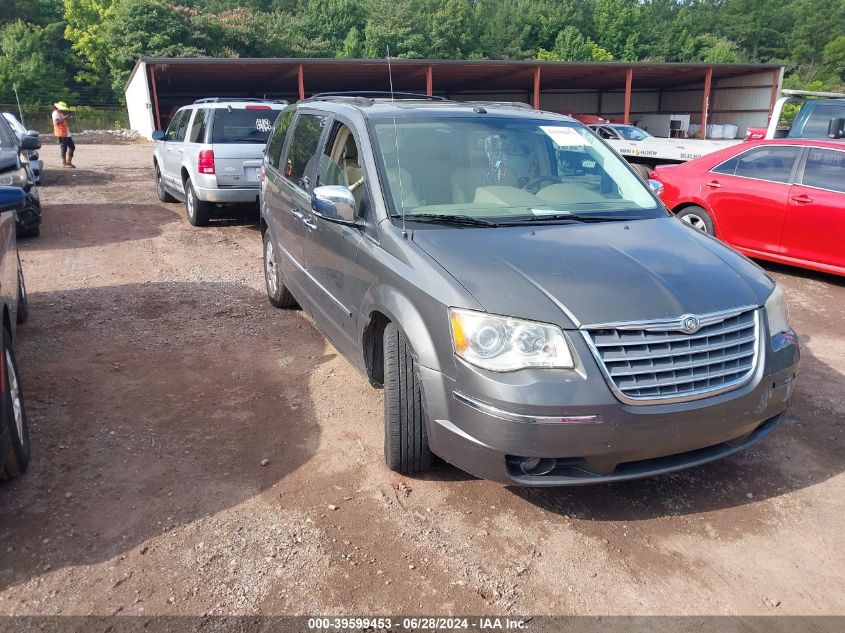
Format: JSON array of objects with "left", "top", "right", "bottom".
[{"left": 680, "top": 314, "right": 701, "bottom": 334}]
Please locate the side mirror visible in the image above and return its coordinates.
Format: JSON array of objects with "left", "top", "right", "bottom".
[
  {"left": 312, "top": 185, "right": 356, "bottom": 224},
  {"left": 152, "top": 130, "right": 166, "bottom": 141},
  {"left": 20, "top": 135, "right": 39, "bottom": 151},
  {"left": 827, "top": 118, "right": 844, "bottom": 140},
  {"left": 648, "top": 179, "right": 664, "bottom": 196},
  {"left": 0, "top": 187, "right": 25, "bottom": 214}
]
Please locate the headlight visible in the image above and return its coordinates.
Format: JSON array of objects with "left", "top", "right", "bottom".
[
  {"left": 449, "top": 308, "right": 575, "bottom": 371},
  {"left": 765, "top": 285, "right": 789, "bottom": 337},
  {"left": 0, "top": 167, "right": 27, "bottom": 188}
]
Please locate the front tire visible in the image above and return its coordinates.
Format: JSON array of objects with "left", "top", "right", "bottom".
[
  {"left": 383, "top": 323, "right": 432, "bottom": 474},
  {"left": 155, "top": 165, "right": 175, "bottom": 202},
  {"left": 184, "top": 179, "right": 210, "bottom": 227},
  {"left": 1, "top": 328, "right": 30, "bottom": 480},
  {"left": 263, "top": 231, "right": 298, "bottom": 308},
  {"left": 677, "top": 205, "right": 715, "bottom": 234},
  {"left": 16, "top": 261, "right": 28, "bottom": 325}
]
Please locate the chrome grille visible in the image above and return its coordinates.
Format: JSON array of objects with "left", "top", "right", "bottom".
[{"left": 582, "top": 308, "right": 760, "bottom": 404}]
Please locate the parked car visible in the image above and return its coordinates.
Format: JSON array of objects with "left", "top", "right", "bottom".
[
  {"left": 2, "top": 113, "right": 42, "bottom": 184},
  {"left": 0, "top": 115, "right": 41, "bottom": 238},
  {"left": 259, "top": 93, "right": 799, "bottom": 485},
  {"left": 0, "top": 187, "right": 31, "bottom": 481},
  {"left": 651, "top": 139, "right": 845, "bottom": 277},
  {"left": 589, "top": 123, "right": 652, "bottom": 141},
  {"left": 152, "top": 98, "right": 287, "bottom": 226}
]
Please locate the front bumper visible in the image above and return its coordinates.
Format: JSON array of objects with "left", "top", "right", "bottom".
[
  {"left": 193, "top": 184, "right": 259, "bottom": 205},
  {"left": 420, "top": 329, "right": 800, "bottom": 485}
]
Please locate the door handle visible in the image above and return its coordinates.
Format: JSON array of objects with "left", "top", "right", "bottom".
[
  {"left": 790, "top": 194, "right": 813, "bottom": 204},
  {"left": 705, "top": 181, "right": 722, "bottom": 189},
  {"left": 290, "top": 208, "right": 304, "bottom": 220},
  {"left": 302, "top": 215, "right": 318, "bottom": 231}
]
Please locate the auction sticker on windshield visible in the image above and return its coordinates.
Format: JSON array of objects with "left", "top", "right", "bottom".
[{"left": 539, "top": 125, "right": 587, "bottom": 147}]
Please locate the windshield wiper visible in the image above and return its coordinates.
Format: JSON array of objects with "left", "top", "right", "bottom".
[
  {"left": 499, "top": 214, "right": 644, "bottom": 225},
  {"left": 391, "top": 213, "right": 500, "bottom": 227}
]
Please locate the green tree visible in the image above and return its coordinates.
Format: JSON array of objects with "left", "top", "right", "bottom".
[
  {"left": 823, "top": 36, "right": 845, "bottom": 83},
  {"left": 0, "top": 20, "right": 71, "bottom": 104},
  {"left": 339, "top": 26, "right": 363, "bottom": 58},
  {"left": 537, "top": 26, "right": 613, "bottom": 61},
  {"left": 63, "top": 0, "right": 115, "bottom": 86},
  {"left": 103, "top": 0, "right": 201, "bottom": 92},
  {"left": 592, "top": 0, "right": 640, "bottom": 60}
]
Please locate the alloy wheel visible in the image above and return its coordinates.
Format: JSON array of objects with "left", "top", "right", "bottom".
[
  {"left": 6, "top": 349, "right": 22, "bottom": 440},
  {"left": 265, "top": 239, "right": 278, "bottom": 296},
  {"left": 681, "top": 213, "right": 708, "bottom": 232}
]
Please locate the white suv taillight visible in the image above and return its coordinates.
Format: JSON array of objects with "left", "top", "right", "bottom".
[{"left": 198, "top": 150, "right": 215, "bottom": 175}]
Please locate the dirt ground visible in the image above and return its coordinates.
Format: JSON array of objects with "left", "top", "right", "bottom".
[{"left": 1, "top": 143, "right": 844, "bottom": 621}]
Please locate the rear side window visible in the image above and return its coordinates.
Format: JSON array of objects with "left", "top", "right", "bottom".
[
  {"left": 188, "top": 108, "right": 211, "bottom": 143},
  {"left": 801, "top": 148, "right": 845, "bottom": 193},
  {"left": 283, "top": 113, "right": 328, "bottom": 190},
  {"left": 796, "top": 104, "right": 845, "bottom": 138},
  {"left": 714, "top": 146, "right": 800, "bottom": 183},
  {"left": 266, "top": 109, "right": 295, "bottom": 170},
  {"left": 211, "top": 108, "right": 280, "bottom": 144}
]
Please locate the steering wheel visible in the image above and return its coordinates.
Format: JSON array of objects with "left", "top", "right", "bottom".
[{"left": 521, "top": 176, "right": 562, "bottom": 193}]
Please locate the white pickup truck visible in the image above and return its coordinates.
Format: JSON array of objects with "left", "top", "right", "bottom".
[{"left": 588, "top": 123, "right": 741, "bottom": 178}]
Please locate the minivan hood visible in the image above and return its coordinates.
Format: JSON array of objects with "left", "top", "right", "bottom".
[{"left": 412, "top": 217, "right": 773, "bottom": 328}]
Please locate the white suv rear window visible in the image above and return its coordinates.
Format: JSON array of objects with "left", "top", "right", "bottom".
[{"left": 212, "top": 108, "right": 280, "bottom": 144}]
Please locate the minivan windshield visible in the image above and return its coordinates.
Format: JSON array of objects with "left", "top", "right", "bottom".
[{"left": 371, "top": 117, "right": 663, "bottom": 224}]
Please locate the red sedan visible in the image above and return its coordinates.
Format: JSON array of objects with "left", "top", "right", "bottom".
[{"left": 650, "top": 139, "right": 845, "bottom": 277}]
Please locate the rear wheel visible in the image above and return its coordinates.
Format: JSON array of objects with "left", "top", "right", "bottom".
[
  {"left": 184, "top": 179, "right": 210, "bottom": 227},
  {"left": 263, "top": 231, "right": 298, "bottom": 308},
  {"left": 155, "top": 165, "right": 175, "bottom": 202},
  {"left": 677, "top": 205, "right": 715, "bottom": 234},
  {"left": 1, "top": 328, "right": 30, "bottom": 480},
  {"left": 383, "top": 322, "right": 432, "bottom": 474}
]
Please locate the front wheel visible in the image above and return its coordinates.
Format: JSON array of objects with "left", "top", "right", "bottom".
[
  {"left": 16, "top": 260, "right": 28, "bottom": 325},
  {"left": 155, "top": 165, "right": 175, "bottom": 202},
  {"left": 383, "top": 323, "right": 432, "bottom": 474},
  {"left": 677, "top": 205, "right": 715, "bottom": 234},
  {"left": 184, "top": 179, "right": 210, "bottom": 227},
  {"left": 631, "top": 163, "right": 652, "bottom": 179},
  {"left": 1, "top": 328, "right": 30, "bottom": 480}
]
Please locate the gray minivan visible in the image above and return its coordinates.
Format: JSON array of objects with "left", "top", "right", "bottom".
[{"left": 259, "top": 94, "right": 800, "bottom": 485}]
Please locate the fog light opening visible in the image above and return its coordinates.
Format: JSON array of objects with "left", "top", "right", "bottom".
[{"left": 520, "top": 457, "right": 556, "bottom": 476}]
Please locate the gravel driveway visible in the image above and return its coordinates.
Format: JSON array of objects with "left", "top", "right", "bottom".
[{"left": 1, "top": 144, "right": 844, "bottom": 623}]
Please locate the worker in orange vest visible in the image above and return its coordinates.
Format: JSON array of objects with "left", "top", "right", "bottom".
[{"left": 52, "top": 101, "right": 76, "bottom": 168}]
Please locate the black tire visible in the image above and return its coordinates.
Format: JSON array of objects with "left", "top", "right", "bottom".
[
  {"left": 631, "top": 162, "right": 652, "bottom": 179},
  {"left": 262, "top": 230, "right": 298, "bottom": 308},
  {"left": 18, "top": 225, "right": 40, "bottom": 239},
  {"left": 676, "top": 205, "right": 716, "bottom": 235},
  {"left": 16, "top": 261, "right": 28, "bottom": 325},
  {"left": 383, "top": 322, "right": 432, "bottom": 474},
  {"left": 155, "top": 165, "right": 176, "bottom": 203},
  {"left": 184, "top": 179, "right": 210, "bottom": 227},
  {"left": 1, "top": 328, "right": 30, "bottom": 480}
]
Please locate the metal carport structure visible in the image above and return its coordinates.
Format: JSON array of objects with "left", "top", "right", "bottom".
[{"left": 124, "top": 57, "right": 782, "bottom": 139}]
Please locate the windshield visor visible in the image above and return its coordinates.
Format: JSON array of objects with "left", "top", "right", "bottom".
[{"left": 371, "top": 117, "right": 662, "bottom": 223}]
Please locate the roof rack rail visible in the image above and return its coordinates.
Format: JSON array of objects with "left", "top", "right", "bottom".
[
  {"left": 308, "top": 91, "right": 448, "bottom": 102},
  {"left": 781, "top": 89, "right": 845, "bottom": 99},
  {"left": 193, "top": 97, "right": 289, "bottom": 105},
  {"left": 460, "top": 100, "right": 535, "bottom": 110}
]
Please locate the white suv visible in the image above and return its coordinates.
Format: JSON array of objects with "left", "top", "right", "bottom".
[{"left": 152, "top": 98, "right": 287, "bottom": 226}]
